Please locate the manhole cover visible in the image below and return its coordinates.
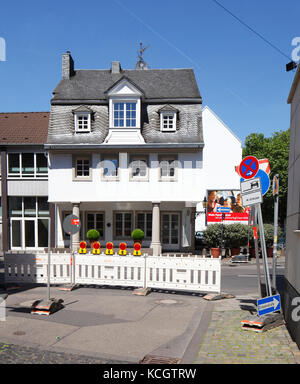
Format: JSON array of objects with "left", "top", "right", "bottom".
[
  {"left": 139, "top": 355, "right": 180, "bottom": 364},
  {"left": 13, "top": 331, "right": 26, "bottom": 336},
  {"left": 156, "top": 299, "right": 180, "bottom": 305}
]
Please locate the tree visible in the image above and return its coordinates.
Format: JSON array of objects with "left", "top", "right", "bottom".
[{"left": 242, "top": 130, "right": 289, "bottom": 227}]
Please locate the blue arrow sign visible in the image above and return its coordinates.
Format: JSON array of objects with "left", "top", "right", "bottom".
[
  {"left": 216, "top": 207, "right": 231, "bottom": 213},
  {"left": 257, "top": 294, "right": 281, "bottom": 316}
]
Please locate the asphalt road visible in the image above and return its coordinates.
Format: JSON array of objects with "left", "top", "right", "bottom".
[{"left": 221, "top": 261, "right": 285, "bottom": 296}]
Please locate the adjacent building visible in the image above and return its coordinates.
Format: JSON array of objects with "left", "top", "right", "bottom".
[{"left": 285, "top": 65, "right": 300, "bottom": 348}]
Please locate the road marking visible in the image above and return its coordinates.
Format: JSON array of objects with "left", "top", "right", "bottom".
[{"left": 237, "top": 275, "right": 258, "bottom": 278}]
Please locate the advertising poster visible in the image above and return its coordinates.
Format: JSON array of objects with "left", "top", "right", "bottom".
[{"left": 206, "top": 190, "right": 250, "bottom": 223}]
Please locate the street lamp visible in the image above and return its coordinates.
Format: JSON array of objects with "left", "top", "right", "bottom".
[{"left": 202, "top": 196, "right": 207, "bottom": 226}]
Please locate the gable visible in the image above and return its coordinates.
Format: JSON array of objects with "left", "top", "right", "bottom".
[{"left": 106, "top": 77, "right": 144, "bottom": 98}]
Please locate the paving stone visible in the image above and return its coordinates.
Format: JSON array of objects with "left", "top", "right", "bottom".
[{"left": 194, "top": 304, "right": 299, "bottom": 365}]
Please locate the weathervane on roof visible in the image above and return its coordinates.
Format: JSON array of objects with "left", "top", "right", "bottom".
[{"left": 135, "top": 42, "right": 149, "bottom": 70}]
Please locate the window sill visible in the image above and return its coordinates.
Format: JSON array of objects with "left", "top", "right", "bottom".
[
  {"left": 73, "top": 178, "right": 93, "bottom": 182},
  {"left": 129, "top": 177, "right": 149, "bottom": 182},
  {"left": 101, "top": 177, "right": 120, "bottom": 182},
  {"left": 159, "top": 178, "right": 178, "bottom": 182}
]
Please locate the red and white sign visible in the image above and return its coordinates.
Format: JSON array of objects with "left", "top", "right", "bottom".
[
  {"left": 239, "top": 156, "right": 259, "bottom": 180},
  {"left": 207, "top": 209, "right": 250, "bottom": 223}
]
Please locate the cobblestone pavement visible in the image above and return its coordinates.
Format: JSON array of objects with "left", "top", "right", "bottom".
[
  {"left": 0, "top": 343, "right": 129, "bottom": 364},
  {"left": 195, "top": 308, "right": 300, "bottom": 364}
]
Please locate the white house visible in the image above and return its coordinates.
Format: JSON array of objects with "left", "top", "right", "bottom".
[
  {"left": 195, "top": 106, "right": 242, "bottom": 231},
  {"left": 46, "top": 52, "right": 208, "bottom": 255}
]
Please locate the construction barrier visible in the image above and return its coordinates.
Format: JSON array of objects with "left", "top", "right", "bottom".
[{"left": 4, "top": 252, "right": 221, "bottom": 293}]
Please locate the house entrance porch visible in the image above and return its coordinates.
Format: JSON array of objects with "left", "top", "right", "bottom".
[{"left": 54, "top": 201, "right": 197, "bottom": 255}]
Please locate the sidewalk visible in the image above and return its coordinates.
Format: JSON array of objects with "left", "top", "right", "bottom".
[{"left": 194, "top": 293, "right": 300, "bottom": 364}]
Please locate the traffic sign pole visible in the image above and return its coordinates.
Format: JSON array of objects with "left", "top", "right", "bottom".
[
  {"left": 272, "top": 175, "right": 279, "bottom": 290},
  {"left": 252, "top": 206, "right": 262, "bottom": 298},
  {"left": 257, "top": 203, "right": 272, "bottom": 297}
]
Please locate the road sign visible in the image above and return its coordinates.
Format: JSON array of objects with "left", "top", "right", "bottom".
[
  {"left": 241, "top": 177, "right": 263, "bottom": 206},
  {"left": 257, "top": 294, "right": 281, "bottom": 316},
  {"left": 241, "top": 169, "right": 270, "bottom": 196},
  {"left": 63, "top": 214, "right": 81, "bottom": 235},
  {"left": 239, "top": 156, "right": 259, "bottom": 180}
]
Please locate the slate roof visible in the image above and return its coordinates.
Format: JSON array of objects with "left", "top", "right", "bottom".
[
  {"left": 0, "top": 112, "right": 49, "bottom": 145},
  {"left": 52, "top": 69, "right": 201, "bottom": 102}
]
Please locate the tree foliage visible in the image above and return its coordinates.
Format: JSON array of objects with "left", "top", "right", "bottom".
[{"left": 242, "top": 130, "right": 290, "bottom": 226}]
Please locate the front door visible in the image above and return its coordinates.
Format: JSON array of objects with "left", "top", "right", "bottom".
[{"left": 161, "top": 213, "right": 180, "bottom": 251}]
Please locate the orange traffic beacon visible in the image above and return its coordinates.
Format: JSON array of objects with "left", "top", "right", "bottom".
[
  {"left": 133, "top": 242, "right": 141, "bottom": 256},
  {"left": 92, "top": 241, "right": 101, "bottom": 254},
  {"left": 119, "top": 242, "right": 127, "bottom": 255},
  {"left": 79, "top": 241, "right": 87, "bottom": 254},
  {"left": 106, "top": 242, "right": 114, "bottom": 255}
]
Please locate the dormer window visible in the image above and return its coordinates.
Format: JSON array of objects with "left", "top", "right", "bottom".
[
  {"left": 73, "top": 106, "right": 92, "bottom": 133},
  {"left": 159, "top": 105, "right": 178, "bottom": 132},
  {"left": 113, "top": 102, "right": 137, "bottom": 128}
]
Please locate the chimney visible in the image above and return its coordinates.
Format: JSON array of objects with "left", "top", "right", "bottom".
[
  {"left": 62, "top": 51, "right": 74, "bottom": 80},
  {"left": 111, "top": 61, "right": 121, "bottom": 74}
]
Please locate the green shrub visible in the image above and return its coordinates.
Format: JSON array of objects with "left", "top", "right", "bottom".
[
  {"left": 86, "top": 229, "right": 100, "bottom": 241},
  {"left": 202, "top": 224, "right": 222, "bottom": 248},
  {"left": 259, "top": 224, "right": 283, "bottom": 247},
  {"left": 131, "top": 228, "right": 145, "bottom": 241},
  {"left": 224, "top": 223, "right": 249, "bottom": 248}
]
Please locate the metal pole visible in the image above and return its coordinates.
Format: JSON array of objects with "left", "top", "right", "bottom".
[
  {"left": 253, "top": 206, "right": 262, "bottom": 298},
  {"left": 47, "top": 217, "right": 51, "bottom": 301},
  {"left": 257, "top": 203, "right": 272, "bottom": 297},
  {"left": 272, "top": 176, "right": 279, "bottom": 290}
]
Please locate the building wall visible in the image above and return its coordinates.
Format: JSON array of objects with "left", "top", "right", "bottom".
[
  {"left": 48, "top": 151, "right": 205, "bottom": 203},
  {"left": 195, "top": 106, "right": 242, "bottom": 231},
  {"left": 285, "top": 73, "right": 300, "bottom": 348}
]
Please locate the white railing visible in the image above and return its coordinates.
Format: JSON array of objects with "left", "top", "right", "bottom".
[{"left": 4, "top": 252, "right": 221, "bottom": 293}]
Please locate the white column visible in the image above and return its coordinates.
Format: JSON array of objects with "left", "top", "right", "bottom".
[
  {"left": 72, "top": 202, "right": 80, "bottom": 252},
  {"left": 151, "top": 201, "right": 162, "bottom": 256}
]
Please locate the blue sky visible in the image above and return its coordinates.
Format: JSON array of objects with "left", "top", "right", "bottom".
[{"left": 0, "top": 0, "right": 299, "bottom": 144}]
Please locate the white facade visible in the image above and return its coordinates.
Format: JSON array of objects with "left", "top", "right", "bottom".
[{"left": 196, "top": 106, "right": 242, "bottom": 231}]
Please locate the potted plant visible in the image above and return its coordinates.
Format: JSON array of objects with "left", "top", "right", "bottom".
[
  {"left": 202, "top": 224, "right": 222, "bottom": 258},
  {"left": 86, "top": 229, "right": 100, "bottom": 249},
  {"left": 131, "top": 228, "right": 144, "bottom": 245},
  {"left": 224, "top": 223, "right": 248, "bottom": 257}
]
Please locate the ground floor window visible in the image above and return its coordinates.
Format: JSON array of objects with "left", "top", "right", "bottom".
[
  {"left": 114, "top": 212, "right": 133, "bottom": 239},
  {"left": 9, "top": 196, "right": 49, "bottom": 249},
  {"left": 136, "top": 212, "right": 152, "bottom": 239},
  {"left": 86, "top": 212, "right": 105, "bottom": 239},
  {"left": 162, "top": 213, "right": 180, "bottom": 245}
]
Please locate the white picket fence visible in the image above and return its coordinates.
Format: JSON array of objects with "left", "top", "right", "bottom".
[{"left": 4, "top": 252, "right": 221, "bottom": 293}]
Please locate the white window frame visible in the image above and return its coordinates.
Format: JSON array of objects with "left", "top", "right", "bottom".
[
  {"left": 159, "top": 155, "right": 178, "bottom": 182},
  {"left": 86, "top": 211, "right": 105, "bottom": 240},
  {"left": 75, "top": 158, "right": 90, "bottom": 179},
  {"left": 9, "top": 196, "right": 50, "bottom": 250},
  {"left": 74, "top": 112, "right": 91, "bottom": 133},
  {"left": 135, "top": 211, "right": 152, "bottom": 239},
  {"left": 101, "top": 154, "right": 119, "bottom": 181},
  {"left": 160, "top": 111, "right": 177, "bottom": 132},
  {"left": 112, "top": 101, "right": 138, "bottom": 128},
  {"left": 129, "top": 155, "right": 149, "bottom": 181},
  {"left": 114, "top": 211, "right": 133, "bottom": 239},
  {"left": 7, "top": 152, "right": 48, "bottom": 179}
]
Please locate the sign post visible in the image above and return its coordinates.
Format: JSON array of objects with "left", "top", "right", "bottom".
[
  {"left": 252, "top": 206, "right": 262, "bottom": 298},
  {"left": 272, "top": 174, "right": 279, "bottom": 290},
  {"left": 31, "top": 217, "right": 64, "bottom": 315},
  {"left": 60, "top": 214, "right": 81, "bottom": 291}
]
